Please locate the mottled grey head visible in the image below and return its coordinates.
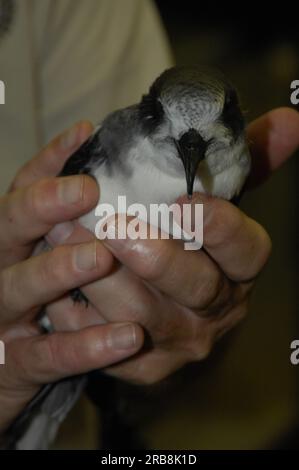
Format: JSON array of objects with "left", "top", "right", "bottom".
[{"left": 139, "top": 66, "right": 246, "bottom": 197}]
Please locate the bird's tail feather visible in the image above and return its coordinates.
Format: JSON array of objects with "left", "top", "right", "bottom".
[{"left": 2, "top": 376, "right": 86, "bottom": 449}]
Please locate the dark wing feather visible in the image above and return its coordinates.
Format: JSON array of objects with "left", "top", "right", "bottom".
[
  {"left": 0, "top": 377, "right": 86, "bottom": 449},
  {"left": 60, "top": 106, "right": 142, "bottom": 181},
  {"left": 60, "top": 126, "right": 108, "bottom": 177}
]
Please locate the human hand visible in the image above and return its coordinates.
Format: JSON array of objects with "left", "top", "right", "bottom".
[
  {"left": 46, "top": 108, "right": 299, "bottom": 384},
  {"left": 0, "top": 123, "right": 143, "bottom": 432}
]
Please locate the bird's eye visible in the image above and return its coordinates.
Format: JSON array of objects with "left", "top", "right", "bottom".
[
  {"left": 221, "top": 87, "right": 244, "bottom": 139},
  {"left": 139, "top": 93, "right": 164, "bottom": 133}
]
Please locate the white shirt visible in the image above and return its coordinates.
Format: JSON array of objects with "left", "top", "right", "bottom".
[{"left": 0, "top": 0, "right": 172, "bottom": 192}]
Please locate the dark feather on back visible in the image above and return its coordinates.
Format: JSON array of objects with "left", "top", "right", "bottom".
[
  {"left": 60, "top": 129, "right": 108, "bottom": 177},
  {"left": 220, "top": 86, "right": 245, "bottom": 140}
]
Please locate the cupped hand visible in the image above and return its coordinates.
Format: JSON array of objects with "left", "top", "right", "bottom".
[
  {"left": 44, "top": 107, "right": 299, "bottom": 385},
  {"left": 0, "top": 123, "right": 143, "bottom": 432}
]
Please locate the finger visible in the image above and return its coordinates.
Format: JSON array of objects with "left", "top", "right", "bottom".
[
  {"left": 213, "top": 297, "right": 250, "bottom": 341},
  {"left": 46, "top": 220, "right": 192, "bottom": 332},
  {"left": 46, "top": 295, "right": 106, "bottom": 331},
  {"left": 45, "top": 221, "right": 110, "bottom": 329},
  {"left": 46, "top": 219, "right": 95, "bottom": 246},
  {"left": 100, "top": 215, "right": 230, "bottom": 309},
  {"left": 8, "top": 323, "right": 144, "bottom": 385},
  {"left": 9, "top": 121, "right": 93, "bottom": 191},
  {"left": 105, "top": 345, "right": 188, "bottom": 385},
  {"left": 189, "top": 193, "right": 272, "bottom": 281},
  {"left": 0, "top": 241, "right": 113, "bottom": 323},
  {"left": 102, "top": 202, "right": 270, "bottom": 284},
  {"left": 247, "top": 107, "right": 299, "bottom": 187},
  {"left": 0, "top": 175, "right": 99, "bottom": 249},
  {"left": 45, "top": 224, "right": 171, "bottom": 328}
]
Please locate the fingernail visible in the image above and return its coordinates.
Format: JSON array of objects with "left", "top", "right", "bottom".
[
  {"left": 108, "top": 323, "right": 136, "bottom": 350},
  {"left": 46, "top": 222, "right": 75, "bottom": 245},
  {"left": 58, "top": 176, "right": 84, "bottom": 205},
  {"left": 74, "top": 241, "right": 97, "bottom": 271},
  {"left": 60, "top": 124, "right": 79, "bottom": 149}
]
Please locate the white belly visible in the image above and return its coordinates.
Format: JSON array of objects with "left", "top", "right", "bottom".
[{"left": 79, "top": 159, "right": 246, "bottom": 233}]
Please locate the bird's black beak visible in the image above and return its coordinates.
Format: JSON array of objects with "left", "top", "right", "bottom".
[{"left": 175, "top": 129, "right": 208, "bottom": 199}]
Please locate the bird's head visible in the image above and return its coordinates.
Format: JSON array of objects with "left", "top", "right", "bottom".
[{"left": 138, "top": 66, "right": 246, "bottom": 198}]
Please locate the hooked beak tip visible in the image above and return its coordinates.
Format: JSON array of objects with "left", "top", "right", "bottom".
[{"left": 175, "top": 130, "right": 208, "bottom": 202}]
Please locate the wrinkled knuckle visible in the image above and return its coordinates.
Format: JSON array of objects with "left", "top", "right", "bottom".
[
  {"left": 42, "top": 335, "right": 61, "bottom": 374},
  {"left": 8, "top": 342, "right": 30, "bottom": 383},
  {"left": 18, "top": 337, "right": 56, "bottom": 383},
  {"left": 191, "top": 269, "right": 223, "bottom": 309}
]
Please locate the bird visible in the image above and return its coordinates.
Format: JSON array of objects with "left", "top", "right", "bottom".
[
  {"left": 63, "top": 65, "right": 250, "bottom": 225},
  {"left": 4, "top": 65, "right": 251, "bottom": 449}
]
